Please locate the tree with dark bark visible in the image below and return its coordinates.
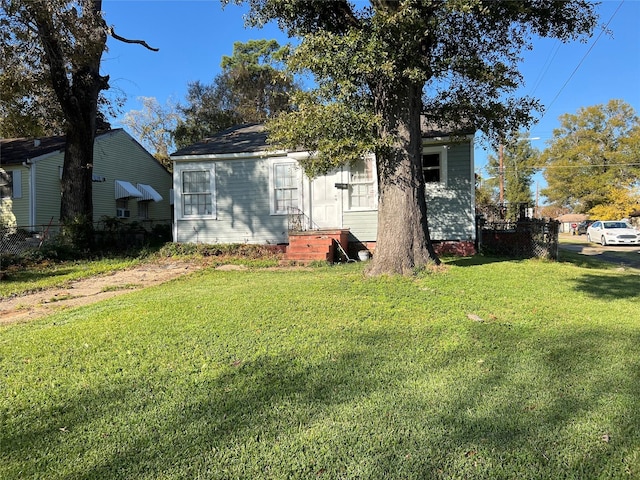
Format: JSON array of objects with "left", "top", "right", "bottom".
[
  {"left": 229, "top": 0, "right": 598, "bottom": 275},
  {"left": 0, "top": 0, "right": 156, "bottom": 248}
]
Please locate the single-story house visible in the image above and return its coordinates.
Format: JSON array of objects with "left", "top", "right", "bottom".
[
  {"left": 170, "top": 122, "right": 476, "bottom": 259},
  {"left": 556, "top": 213, "right": 588, "bottom": 234},
  {"left": 1, "top": 129, "right": 172, "bottom": 231}
]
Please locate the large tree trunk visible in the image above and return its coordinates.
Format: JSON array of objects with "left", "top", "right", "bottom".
[
  {"left": 27, "top": 1, "right": 108, "bottom": 249},
  {"left": 59, "top": 68, "right": 105, "bottom": 225},
  {"left": 366, "top": 80, "right": 440, "bottom": 276}
]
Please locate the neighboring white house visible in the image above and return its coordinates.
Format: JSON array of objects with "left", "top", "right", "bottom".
[
  {"left": 170, "top": 122, "right": 476, "bottom": 253},
  {"left": 1, "top": 129, "right": 172, "bottom": 230}
]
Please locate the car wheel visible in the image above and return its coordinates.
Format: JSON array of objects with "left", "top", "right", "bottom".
[{"left": 601, "top": 236, "right": 607, "bottom": 246}]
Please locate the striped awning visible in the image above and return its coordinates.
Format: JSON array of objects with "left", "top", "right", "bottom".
[
  {"left": 115, "top": 180, "right": 143, "bottom": 199},
  {"left": 136, "top": 183, "right": 163, "bottom": 202}
]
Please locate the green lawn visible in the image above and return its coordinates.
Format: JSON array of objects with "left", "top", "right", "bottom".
[{"left": 1, "top": 258, "right": 639, "bottom": 479}]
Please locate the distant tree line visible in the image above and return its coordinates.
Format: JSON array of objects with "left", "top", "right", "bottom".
[{"left": 476, "top": 100, "right": 640, "bottom": 222}]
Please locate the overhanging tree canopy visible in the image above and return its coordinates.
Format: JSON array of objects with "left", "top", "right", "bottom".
[
  {"left": 0, "top": 0, "right": 156, "bottom": 247},
  {"left": 229, "top": 0, "right": 598, "bottom": 275}
]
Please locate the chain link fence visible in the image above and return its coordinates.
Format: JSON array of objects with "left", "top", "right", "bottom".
[
  {"left": 1, "top": 219, "right": 172, "bottom": 255},
  {"left": 477, "top": 218, "right": 560, "bottom": 260}
]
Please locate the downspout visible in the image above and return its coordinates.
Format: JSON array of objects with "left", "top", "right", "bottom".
[{"left": 22, "top": 160, "right": 36, "bottom": 228}]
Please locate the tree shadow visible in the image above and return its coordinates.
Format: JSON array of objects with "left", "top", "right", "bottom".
[
  {"left": 3, "top": 319, "right": 640, "bottom": 478},
  {"left": 444, "top": 255, "right": 518, "bottom": 267},
  {"left": 571, "top": 272, "right": 640, "bottom": 300}
]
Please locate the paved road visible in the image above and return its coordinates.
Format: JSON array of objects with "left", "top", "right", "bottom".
[{"left": 559, "top": 238, "right": 640, "bottom": 269}]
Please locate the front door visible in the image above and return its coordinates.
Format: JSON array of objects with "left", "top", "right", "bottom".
[{"left": 310, "top": 169, "right": 342, "bottom": 228}]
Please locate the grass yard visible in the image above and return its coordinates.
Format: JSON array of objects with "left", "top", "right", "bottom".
[
  {"left": 0, "top": 257, "right": 142, "bottom": 298},
  {"left": 1, "top": 257, "right": 639, "bottom": 479}
]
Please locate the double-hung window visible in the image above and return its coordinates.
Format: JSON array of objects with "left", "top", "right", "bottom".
[
  {"left": 271, "top": 161, "right": 299, "bottom": 214},
  {"left": 349, "top": 156, "right": 376, "bottom": 210},
  {"left": 422, "top": 146, "right": 447, "bottom": 186},
  {"left": 182, "top": 169, "right": 214, "bottom": 217}
]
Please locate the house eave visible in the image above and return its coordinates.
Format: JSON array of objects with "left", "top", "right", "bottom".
[{"left": 171, "top": 149, "right": 288, "bottom": 162}]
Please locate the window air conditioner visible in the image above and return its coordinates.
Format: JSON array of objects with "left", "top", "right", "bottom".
[{"left": 116, "top": 208, "right": 131, "bottom": 218}]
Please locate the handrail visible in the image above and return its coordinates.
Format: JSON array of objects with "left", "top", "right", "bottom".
[{"left": 286, "top": 206, "right": 321, "bottom": 232}]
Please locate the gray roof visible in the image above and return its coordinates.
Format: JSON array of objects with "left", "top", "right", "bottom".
[
  {"left": 1, "top": 134, "right": 66, "bottom": 165},
  {"left": 0, "top": 130, "right": 121, "bottom": 166},
  {"left": 170, "top": 119, "right": 476, "bottom": 158},
  {"left": 171, "top": 123, "right": 268, "bottom": 157}
]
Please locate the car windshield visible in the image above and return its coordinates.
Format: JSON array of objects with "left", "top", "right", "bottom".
[{"left": 603, "top": 222, "right": 628, "bottom": 229}]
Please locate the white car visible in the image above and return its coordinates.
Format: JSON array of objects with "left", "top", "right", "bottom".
[{"left": 586, "top": 221, "right": 640, "bottom": 245}]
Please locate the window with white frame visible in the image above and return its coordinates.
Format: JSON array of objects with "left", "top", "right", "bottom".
[
  {"left": 0, "top": 170, "right": 20, "bottom": 199},
  {"left": 422, "top": 146, "right": 447, "bottom": 185},
  {"left": 182, "top": 170, "right": 214, "bottom": 217},
  {"left": 349, "top": 156, "right": 376, "bottom": 210},
  {"left": 271, "top": 161, "right": 299, "bottom": 214},
  {"left": 116, "top": 198, "right": 131, "bottom": 218}
]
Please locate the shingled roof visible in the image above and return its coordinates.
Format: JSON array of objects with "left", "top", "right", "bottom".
[
  {"left": 0, "top": 130, "right": 125, "bottom": 166},
  {"left": 0, "top": 134, "right": 67, "bottom": 165},
  {"left": 171, "top": 123, "right": 269, "bottom": 157},
  {"left": 170, "top": 118, "right": 476, "bottom": 158}
]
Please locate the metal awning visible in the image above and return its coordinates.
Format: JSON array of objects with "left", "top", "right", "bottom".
[
  {"left": 137, "top": 183, "right": 163, "bottom": 202},
  {"left": 115, "top": 180, "right": 143, "bottom": 199}
]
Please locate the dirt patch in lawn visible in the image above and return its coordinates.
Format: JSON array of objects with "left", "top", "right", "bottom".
[{"left": 0, "top": 259, "right": 205, "bottom": 326}]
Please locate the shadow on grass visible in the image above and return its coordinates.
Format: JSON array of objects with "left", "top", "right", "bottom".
[
  {"left": 1, "top": 267, "right": 78, "bottom": 284},
  {"left": 444, "top": 255, "right": 520, "bottom": 267},
  {"left": 3, "top": 322, "right": 640, "bottom": 479},
  {"left": 571, "top": 272, "right": 640, "bottom": 300}
]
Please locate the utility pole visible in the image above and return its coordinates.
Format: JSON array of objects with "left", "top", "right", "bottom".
[{"left": 498, "top": 143, "right": 504, "bottom": 204}]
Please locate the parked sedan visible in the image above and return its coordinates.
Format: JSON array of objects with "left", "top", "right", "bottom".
[{"left": 586, "top": 221, "right": 640, "bottom": 245}]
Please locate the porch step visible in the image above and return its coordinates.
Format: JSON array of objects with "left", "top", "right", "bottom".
[
  {"left": 285, "top": 250, "right": 333, "bottom": 262},
  {"left": 285, "top": 236, "right": 335, "bottom": 262}
]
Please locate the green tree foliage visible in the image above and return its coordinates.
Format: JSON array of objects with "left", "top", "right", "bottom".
[
  {"left": 122, "top": 96, "right": 180, "bottom": 170},
  {"left": 230, "top": 0, "right": 598, "bottom": 274},
  {"left": 486, "top": 136, "right": 540, "bottom": 220},
  {"left": 542, "top": 99, "right": 640, "bottom": 214},
  {"left": 0, "top": 0, "right": 155, "bottom": 249},
  {"left": 173, "top": 80, "right": 242, "bottom": 149},
  {"left": 1, "top": 0, "right": 109, "bottom": 248},
  {"left": 588, "top": 187, "right": 640, "bottom": 221},
  {"left": 173, "top": 39, "right": 298, "bottom": 148}
]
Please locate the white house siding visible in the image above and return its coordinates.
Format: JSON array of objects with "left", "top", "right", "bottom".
[
  {"left": 343, "top": 211, "right": 377, "bottom": 243},
  {"left": 172, "top": 136, "right": 475, "bottom": 246},
  {"left": 425, "top": 142, "right": 475, "bottom": 241},
  {"left": 174, "top": 157, "right": 290, "bottom": 244}
]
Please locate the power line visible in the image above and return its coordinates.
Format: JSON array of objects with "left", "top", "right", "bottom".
[
  {"left": 542, "top": 1, "right": 624, "bottom": 117},
  {"left": 530, "top": 162, "right": 640, "bottom": 169},
  {"left": 478, "top": 162, "right": 640, "bottom": 174},
  {"left": 528, "top": 40, "right": 562, "bottom": 97}
]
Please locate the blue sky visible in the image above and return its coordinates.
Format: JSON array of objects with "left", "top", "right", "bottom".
[{"left": 102, "top": 0, "right": 640, "bottom": 192}]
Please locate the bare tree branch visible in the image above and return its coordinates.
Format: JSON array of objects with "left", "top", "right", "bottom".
[{"left": 108, "top": 26, "right": 159, "bottom": 51}]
